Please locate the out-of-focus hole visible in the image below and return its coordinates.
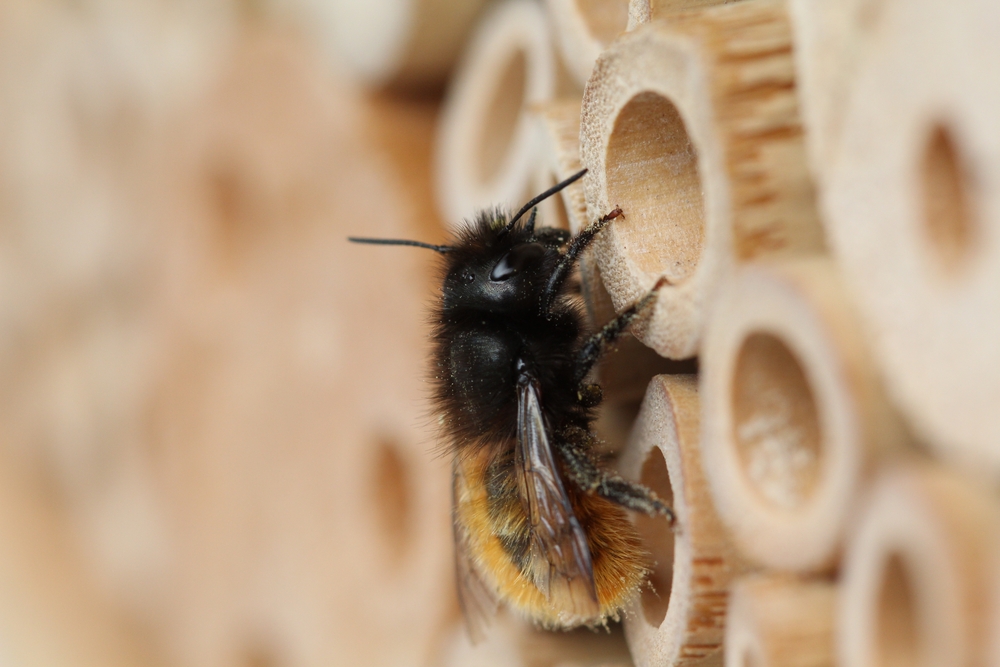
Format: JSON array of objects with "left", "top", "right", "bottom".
[
  {"left": 606, "top": 92, "right": 704, "bottom": 284},
  {"left": 877, "top": 554, "right": 920, "bottom": 667},
  {"left": 921, "top": 123, "right": 977, "bottom": 276},
  {"left": 636, "top": 446, "right": 675, "bottom": 627},
  {"left": 732, "top": 333, "right": 822, "bottom": 510},
  {"left": 373, "top": 437, "right": 413, "bottom": 564},
  {"left": 577, "top": 0, "right": 630, "bottom": 45},
  {"left": 478, "top": 50, "right": 527, "bottom": 185}
]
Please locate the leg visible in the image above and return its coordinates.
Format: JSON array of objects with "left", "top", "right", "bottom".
[
  {"left": 523, "top": 206, "right": 538, "bottom": 235},
  {"left": 541, "top": 207, "right": 623, "bottom": 314},
  {"left": 572, "top": 276, "right": 669, "bottom": 385},
  {"left": 557, "top": 428, "right": 675, "bottom": 523}
]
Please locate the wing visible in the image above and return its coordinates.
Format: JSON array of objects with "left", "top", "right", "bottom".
[
  {"left": 452, "top": 461, "right": 498, "bottom": 643},
  {"left": 515, "top": 373, "right": 600, "bottom": 619}
]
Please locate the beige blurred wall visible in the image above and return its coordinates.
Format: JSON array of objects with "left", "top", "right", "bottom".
[{"left": 0, "top": 3, "right": 460, "bottom": 666}]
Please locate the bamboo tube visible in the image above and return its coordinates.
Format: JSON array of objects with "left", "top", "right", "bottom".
[
  {"left": 785, "top": 0, "right": 873, "bottom": 184},
  {"left": 820, "top": 0, "right": 1000, "bottom": 475},
  {"left": 580, "top": 0, "right": 824, "bottom": 359},
  {"left": 838, "top": 463, "right": 1000, "bottom": 667},
  {"left": 626, "top": 0, "right": 744, "bottom": 31},
  {"left": 544, "top": 0, "right": 630, "bottom": 88},
  {"left": 435, "top": 0, "right": 557, "bottom": 229},
  {"left": 724, "top": 574, "right": 836, "bottom": 667},
  {"left": 617, "top": 374, "right": 746, "bottom": 667},
  {"left": 533, "top": 98, "right": 589, "bottom": 235},
  {"left": 277, "top": 0, "right": 489, "bottom": 90},
  {"left": 700, "top": 258, "right": 905, "bottom": 572}
]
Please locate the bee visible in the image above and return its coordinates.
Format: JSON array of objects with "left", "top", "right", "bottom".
[{"left": 349, "top": 169, "right": 674, "bottom": 637}]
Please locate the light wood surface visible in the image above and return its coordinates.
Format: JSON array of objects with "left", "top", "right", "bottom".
[
  {"left": 724, "top": 574, "right": 835, "bottom": 667},
  {"left": 700, "top": 258, "right": 905, "bottom": 572},
  {"left": 580, "top": 0, "right": 824, "bottom": 359},
  {"left": 819, "top": 0, "right": 1000, "bottom": 476},
  {"left": 838, "top": 463, "right": 1000, "bottom": 667},
  {"left": 618, "top": 375, "right": 747, "bottom": 667},
  {"left": 435, "top": 0, "right": 557, "bottom": 228}
]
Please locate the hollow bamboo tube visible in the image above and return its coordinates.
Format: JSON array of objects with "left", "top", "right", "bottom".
[
  {"left": 626, "top": 0, "right": 744, "bottom": 31},
  {"left": 617, "top": 374, "right": 746, "bottom": 667},
  {"left": 288, "top": 0, "right": 489, "bottom": 90},
  {"left": 580, "top": 0, "right": 824, "bottom": 359},
  {"left": 820, "top": 0, "right": 1000, "bottom": 475},
  {"left": 435, "top": 0, "right": 556, "bottom": 228},
  {"left": 838, "top": 463, "right": 1000, "bottom": 667},
  {"left": 532, "top": 99, "right": 696, "bottom": 408},
  {"left": 724, "top": 574, "right": 836, "bottom": 667},
  {"left": 544, "top": 0, "right": 631, "bottom": 88},
  {"left": 700, "top": 257, "right": 905, "bottom": 572}
]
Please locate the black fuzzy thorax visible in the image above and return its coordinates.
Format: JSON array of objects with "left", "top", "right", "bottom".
[{"left": 430, "top": 210, "right": 594, "bottom": 457}]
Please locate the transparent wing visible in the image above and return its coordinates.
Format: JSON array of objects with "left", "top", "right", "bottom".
[
  {"left": 452, "top": 461, "right": 498, "bottom": 643},
  {"left": 515, "top": 374, "right": 599, "bottom": 618}
]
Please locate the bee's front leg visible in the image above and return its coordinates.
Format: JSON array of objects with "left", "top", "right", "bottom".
[{"left": 572, "top": 276, "right": 670, "bottom": 386}]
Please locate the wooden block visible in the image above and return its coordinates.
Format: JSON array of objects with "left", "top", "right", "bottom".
[
  {"left": 580, "top": 0, "right": 824, "bottom": 359},
  {"left": 700, "top": 257, "right": 905, "bottom": 572}
]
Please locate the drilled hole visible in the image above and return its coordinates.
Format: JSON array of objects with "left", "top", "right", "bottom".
[
  {"left": 478, "top": 50, "right": 527, "bottom": 185},
  {"left": 921, "top": 123, "right": 977, "bottom": 275},
  {"left": 577, "top": 0, "right": 630, "bottom": 45},
  {"left": 732, "top": 334, "right": 822, "bottom": 510},
  {"left": 877, "top": 555, "right": 921, "bottom": 667},
  {"left": 636, "top": 447, "right": 675, "bottom": 627},
  {"left": 372, "top": 438, "right": 413, "bottom": 564},
  {"left": 606, "top": 92, "right": 704, "bottom": 284}
]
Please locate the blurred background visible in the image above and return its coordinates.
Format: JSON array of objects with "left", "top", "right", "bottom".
[{"left": 0, "top": 1, "right": 499, "bottom": 665}]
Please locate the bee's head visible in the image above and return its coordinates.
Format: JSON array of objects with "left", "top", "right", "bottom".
[{"left": 441, "top": 228, "right": 555, "bottom": 314}]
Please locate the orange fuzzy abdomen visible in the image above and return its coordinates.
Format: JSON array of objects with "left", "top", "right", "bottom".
[{"left": 454, "top": 449, "right": 649, "bottom": 628}]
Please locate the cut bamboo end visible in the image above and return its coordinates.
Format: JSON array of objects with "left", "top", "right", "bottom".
[
  {"left": 725, "top": 574, "right": 836, "bottom": 667},
  {"left": 296, "top": 0, "right": 489, "bottom": 89},
  {"left": 626, "top": 0, "right": 745, "bottom": 31},
  {"left": 838, "top": 463, "right": 1000, "bottom": 667},
  {"left": 544, "top": 0, "right": 630, "bottom": 87},
  {"left": 580, "top": 0, "right": 824, "bottom": 359},
  {"left": 435, "top": 0, "right": 556, "bottom": 228},
  {"left": 700, "top": 257, "right": 904, "bottom": 572},
  {"left": 821, "top": 0, "right": 1000, "bottom": 475},
  {"left": 618, "top": 374, "right": 745, "bottom": 667}
]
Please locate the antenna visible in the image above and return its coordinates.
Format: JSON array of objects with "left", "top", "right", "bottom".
[
  {"left": 500, "top": 168, "right": 587, "bottom": 236},
  {"left": 348, "top": 237, "right": 453, "bottom": 253}
]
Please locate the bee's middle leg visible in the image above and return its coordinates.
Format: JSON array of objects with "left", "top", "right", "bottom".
[
  {"left": 557, "top": 428, "right": 675, "bottom": 523},
  {"left": 572, "top": 276, "right": 670, "bottom": 386}
]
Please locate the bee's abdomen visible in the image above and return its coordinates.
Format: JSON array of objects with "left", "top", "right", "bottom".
[{"left": 456, "top": 450, "right": 648, "bottom": 628}]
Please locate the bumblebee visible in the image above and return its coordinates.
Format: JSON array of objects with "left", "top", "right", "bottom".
[{"left": 350, "top": 169, "right": 673, "bottom": 637}]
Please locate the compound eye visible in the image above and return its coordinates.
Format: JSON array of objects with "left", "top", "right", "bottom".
[{"left": 490, "top": 243, "right": 545, "bottom": 281}]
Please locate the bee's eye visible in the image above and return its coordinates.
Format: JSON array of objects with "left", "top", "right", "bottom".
[{"left": 490, "top": 243, "right": 545, "bottom": 281}]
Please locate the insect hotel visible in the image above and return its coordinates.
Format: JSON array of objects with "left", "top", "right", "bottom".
[{"left": 0, "top": 0, "right": 996, "bottom": 666}]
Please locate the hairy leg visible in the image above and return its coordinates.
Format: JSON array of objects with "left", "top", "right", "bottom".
[
  {"left": 573, "top": 276, "right": 669, "bottom": 385},
  {"left": 557, "top": 427, "right": 675, "bottom": 524}
]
